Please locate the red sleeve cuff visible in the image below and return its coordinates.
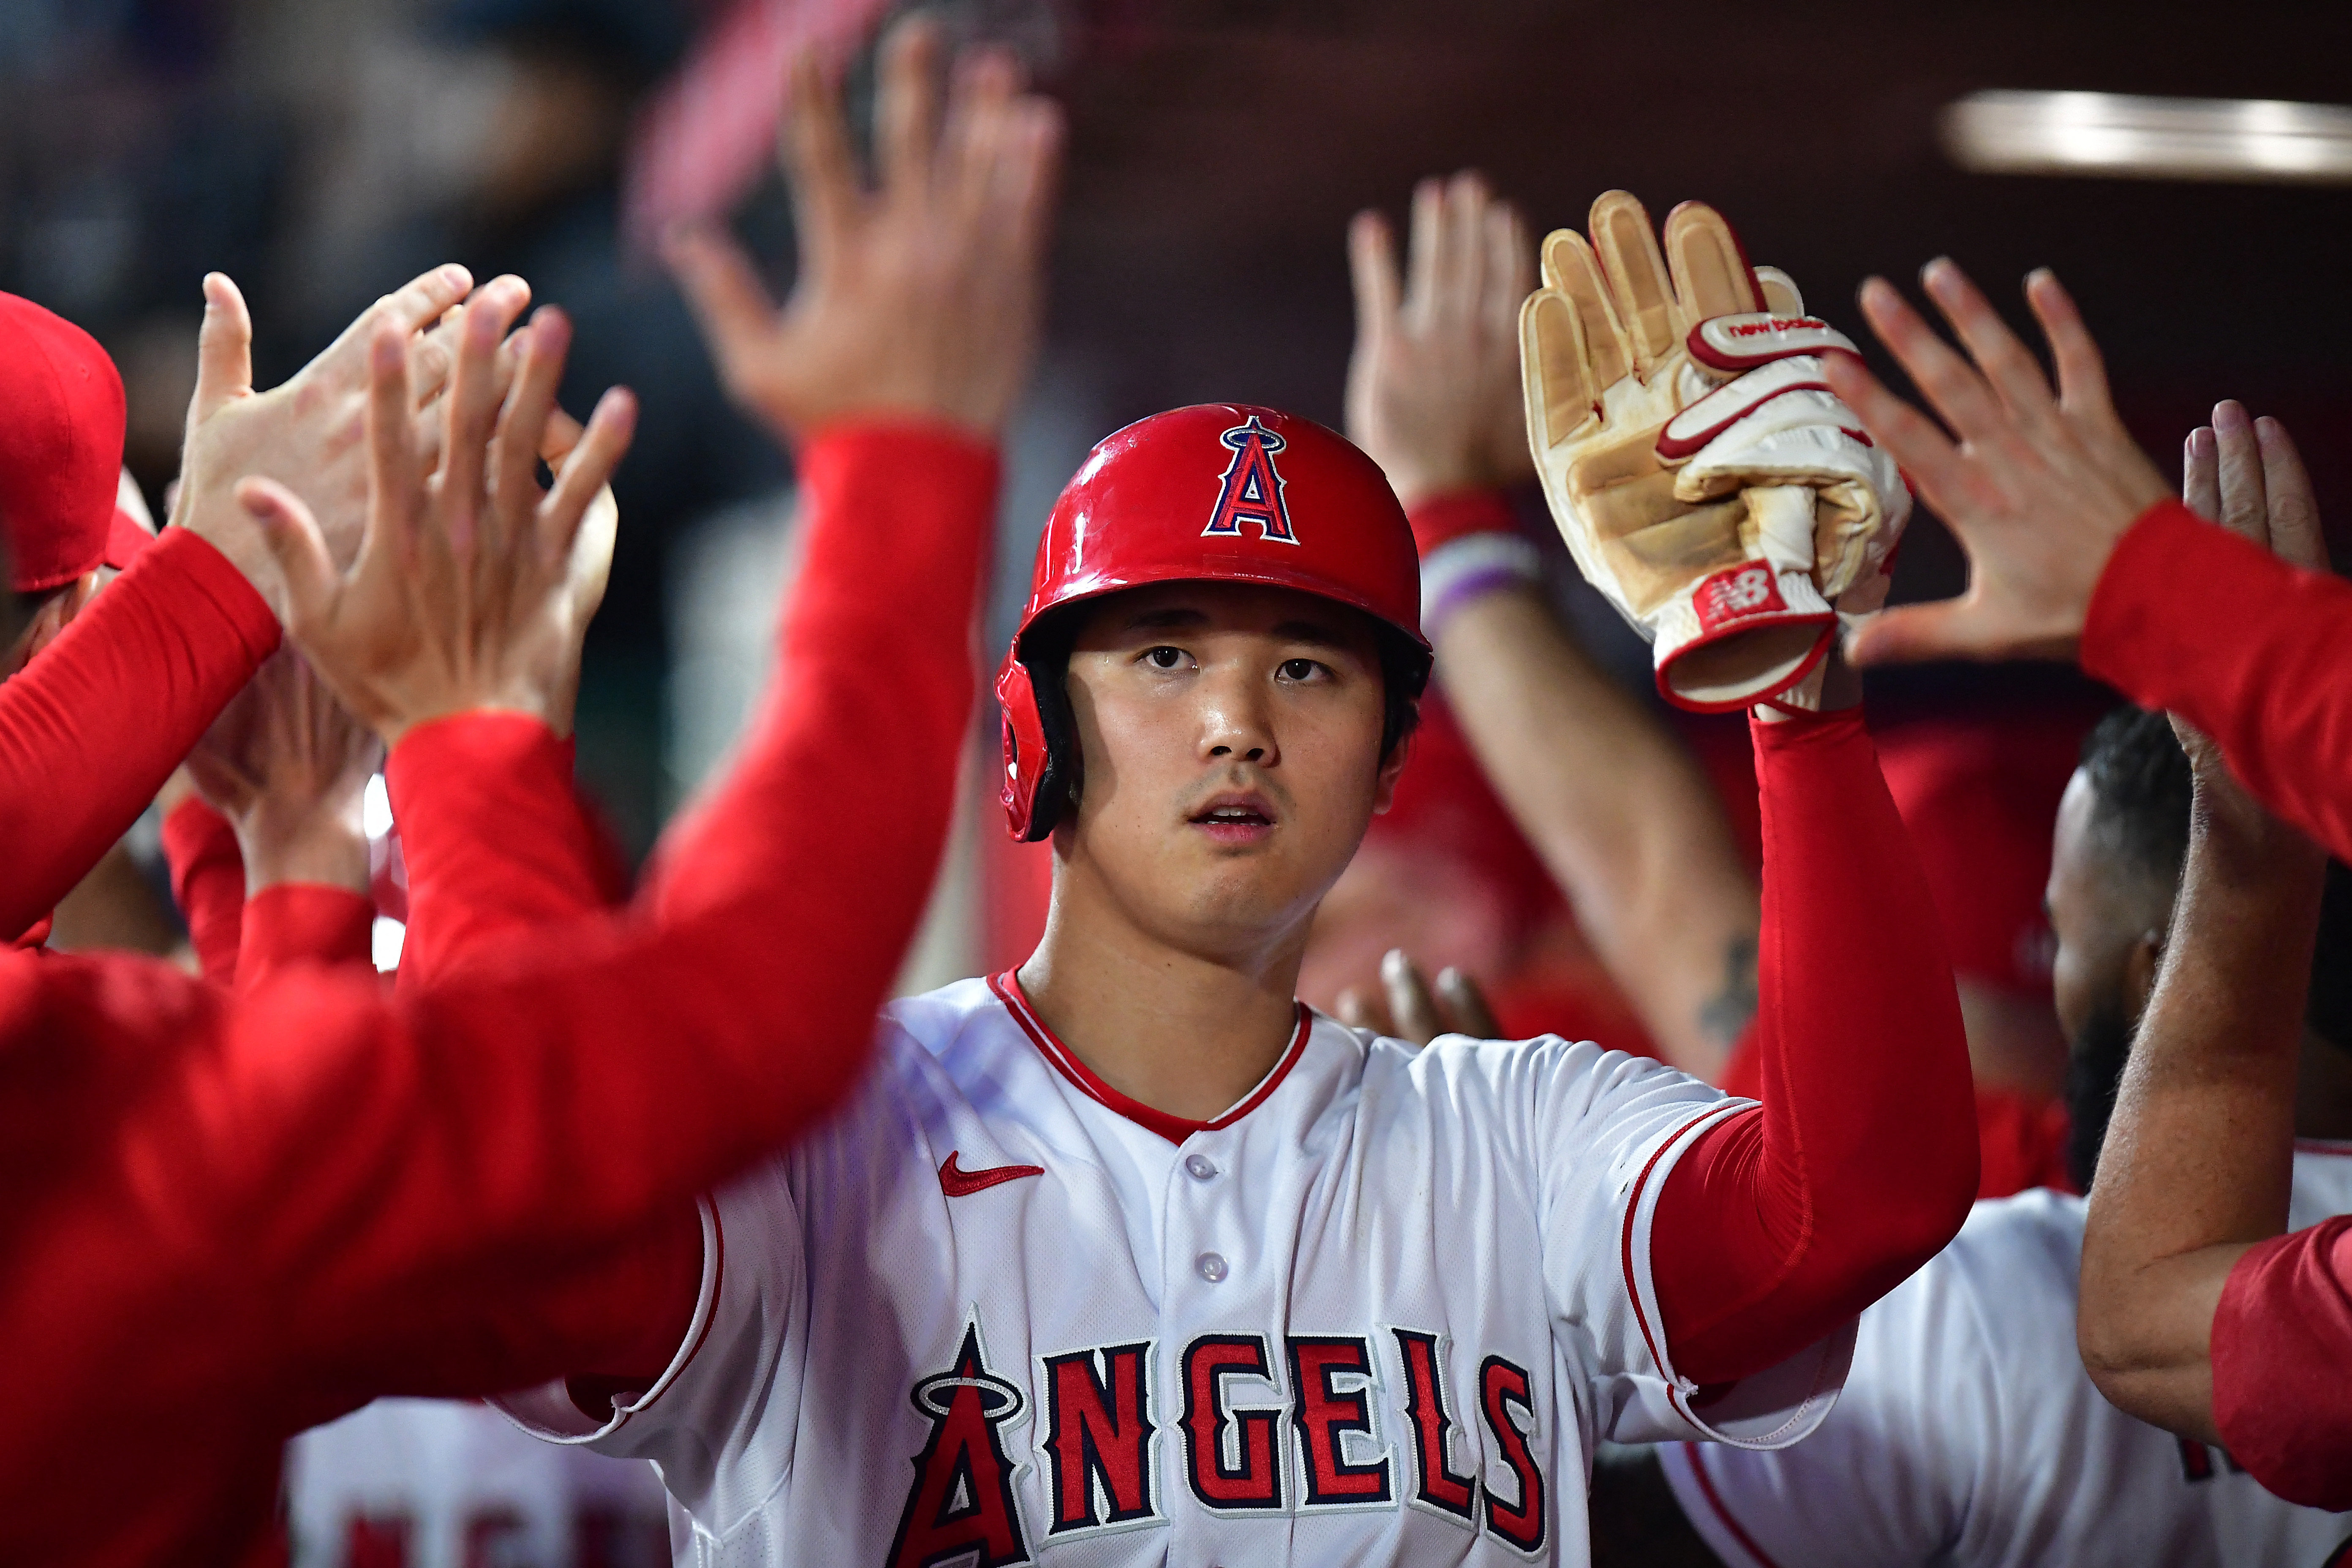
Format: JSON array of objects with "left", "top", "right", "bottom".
[
  {"left": 1405, "top": 488, "right": 1519, "bottom": 558},
  {"left": 150, "top": 528, "right": 284, "bottom": 664},
  {"left": 2213, "top": 1216, "right": 2352, "bottom": 1510},
  {"left": 239, "top": 884, "right": 376, "bottom": 987}
]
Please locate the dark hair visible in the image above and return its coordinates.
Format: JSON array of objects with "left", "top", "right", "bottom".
[
  {"left": 2078, "top": 705, "right": 2196, "bottom": 890},
  {"left": 2080, "top": 703, "right": 2352, "bottom": 1050},
  {"left": 1013, "top": 598, "right": 1427, "bottom": 839}
]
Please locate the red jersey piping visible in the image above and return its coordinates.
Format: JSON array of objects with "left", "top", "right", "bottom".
[
  {"left": 1620, "top": 1104, "right": 1745, "bottom": 1428},
  {"left": 1678, "top": 1442, "right": 1787, "bottom": 1568},
  {"left": 987, "top": 969, "right": 1311, "bottom": 1145}
]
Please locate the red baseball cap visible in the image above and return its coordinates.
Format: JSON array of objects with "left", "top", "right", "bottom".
[{"left": 0, "top": 291, "right": 147, "bottom": 593}]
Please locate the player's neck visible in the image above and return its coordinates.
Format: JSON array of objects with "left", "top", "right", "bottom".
[
  {"left": 2295, "top": 1029, "right": 2352, "bottom": 1141},
  {"left": 1015, "top": 884, "right": 1308, "bottom": 1129}
]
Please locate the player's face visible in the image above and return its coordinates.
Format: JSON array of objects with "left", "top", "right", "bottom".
[{"left": 1057, "top": 580, "right": 1403, "bottom": 961}]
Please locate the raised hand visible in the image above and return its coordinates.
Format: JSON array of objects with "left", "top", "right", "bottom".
[
  {"left": 1346, "top": 172, "right": 1535, "bottom": 506},
  {"left": 663, "top": 17, "right": 1064, "bottom": 441},
  {"left": 234, "top": 277, "right": 637, "bottom": 748},
  {"left": 2170, "top": 403, "right": 2328, "bottom": 785},
  {"left": 171, "top": 265, "right": 485, "bottom": 606},
  {"left": 1334, "top": 949, "right": 1502, "bottom": 1047},
  {"left": 184, "top": 650, "right": 381, "bottom": 894},
  {"left": 1827, "top": 262, "right": 2174, "bottom": 667}
]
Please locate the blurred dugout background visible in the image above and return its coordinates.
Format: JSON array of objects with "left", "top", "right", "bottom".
[{"left": 10, "top": 0, "right": 2352, "bottom": 1039}]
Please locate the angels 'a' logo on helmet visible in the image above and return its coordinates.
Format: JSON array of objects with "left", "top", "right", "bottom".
[{"left": 1202, "top": 416, "right": 1299, "bottom": 545}]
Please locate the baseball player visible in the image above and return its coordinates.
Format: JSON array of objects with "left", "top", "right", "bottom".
[
  {"left": 415, "top": 194, "right": 1976, "bottom": 1561},
  {"left": 1592, "top": 701, "right": 2352, "bottom": 1566},
  {"left": 1826, "top": 260, "right": 2352, "bottom": 1511}
]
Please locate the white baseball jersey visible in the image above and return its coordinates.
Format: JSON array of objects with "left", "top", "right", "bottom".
[
  {"left": 286, "top": 1397, "right": 673, "bottom": 1568},
  {"left": 1660, "top": 1141, "right": 2352, "bottom": 1567},
  {"left": 497, "top": 974, "right": 1853, "bottom": 1566}
]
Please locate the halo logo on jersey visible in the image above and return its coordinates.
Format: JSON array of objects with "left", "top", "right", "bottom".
[
  {"left": 887, "top": 1323, "right": 1033, "bottom": 1568},
  {"left": 1202, "top": 416, "right": 1299, "bottom": 544}
]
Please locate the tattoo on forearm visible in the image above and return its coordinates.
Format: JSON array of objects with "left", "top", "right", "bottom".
[{"left": 1697, "top": 932, "right": 1759, "bottom": 1046}]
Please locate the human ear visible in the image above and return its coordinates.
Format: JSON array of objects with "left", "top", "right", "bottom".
[{"left": 1370, "top": 725, "right": 1415, "bottom": 815}]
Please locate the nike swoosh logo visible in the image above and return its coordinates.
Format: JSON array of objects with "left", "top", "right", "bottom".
[{"left": 939, "top": 1151, "right": 1045, "bottom": 1197}]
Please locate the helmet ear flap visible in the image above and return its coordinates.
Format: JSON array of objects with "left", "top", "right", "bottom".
[{"left": 994, "top": 646, "right": 1075, "bottom": 843}]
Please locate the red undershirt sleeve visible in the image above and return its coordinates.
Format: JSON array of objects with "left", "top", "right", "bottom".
[
  {"left": 209, "top": 422, "right": 997, "bottom": 1393},
  {"left": 2211, "top": 1215, "right": 2352, "bottom": 1511},
  {"left": 1648, "top": 709, "right": 1978, "bottom": 1386},
  {"left": 238, "top": 886, "right": 375, "bottom": 991},
  {"left": 389, "top": 720, "right": 616, "bottom": 989},
  {"left": 161, "top": 799, "right": 245, "bottom": 986},
  {"left": 2082, "top": 500, "right": 2352, "bottom": 866},
  {"left": 0, "top": 531, "right": 280, "bottom": 943}
]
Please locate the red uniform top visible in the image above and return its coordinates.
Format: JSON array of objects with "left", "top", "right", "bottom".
[
  {"left": 0, "top": 531, "right": 281, "bottom": 944},
  {"left": 0, "top": 424, "right": 996, "bottom": 1566},
  {"left": 2080, "top": 498, "right": 2352, "bottom": 1511},
  {"left": 400, "top": 481, "right": 1977, "bottom": 1400}
]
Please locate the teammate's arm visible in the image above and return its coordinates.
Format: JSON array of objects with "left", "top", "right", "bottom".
[
  {"left": 180, "top": 649, "right": 381, "bottom": 985},
  {"left": 2075, "top": 410, "right": 2346, "bottom": 1501},
  {"left": 1344, "top": 174, "right": 1761, "bottom": 1079},
  {"left": 1829, "top": 261, "right": 2352, "bottom": 867},
  {"left": 0, "top": 267, "right": 479, "bottom": 944},
  {"left": 214, "top": 24, "right": 1059, "bottom": 1394},
  {"left": 388, "top": 20, "right": 1059, "bottom": 980}
]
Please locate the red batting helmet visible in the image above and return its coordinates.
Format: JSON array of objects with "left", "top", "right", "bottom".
[{"left": 996, "top": 403, "right": 1429, "bottom": 842}]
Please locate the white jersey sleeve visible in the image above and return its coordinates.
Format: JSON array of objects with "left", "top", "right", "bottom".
[
  {"left": 1465, "top": 1035, "right": 1854, "bottom": 1451},
  {"left": 493, "top": 1168, "right": 803, "bottom": 1517},
  {"left": 1659, "top": 1177, "right": 2352, "bottom": 1568}
]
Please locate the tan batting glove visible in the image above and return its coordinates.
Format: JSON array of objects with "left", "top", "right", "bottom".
[{"left": 1519, "top": 192, "right": 1908, "bottom": 712}]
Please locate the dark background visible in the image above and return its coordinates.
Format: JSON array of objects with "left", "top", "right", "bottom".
[{"left": 9, "top": 0, "right": 2349, "bottom": 848}]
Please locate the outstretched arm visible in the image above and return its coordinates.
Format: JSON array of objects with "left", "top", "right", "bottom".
[
  {"left": 1648, "top": 691, "right": 1978, "bottom": 1385},
  {"left": 1828, "top": 261, "right": 2352, "bottom": 866},
  {"left": 1343, "top": 174, "right": 1760, "bottom": 1079},
  {"left": 216, "top": 20, "right": 1060, "bottom": 1395},
  {"left": 2075, "top": 408, "right": 2349, "bottom": 1506}
]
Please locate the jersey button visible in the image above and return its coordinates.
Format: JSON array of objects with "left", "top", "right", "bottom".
[
  {"left": 1184, "top": 1154, "right": 1218, "bottom": 1181},
  {"left": 1194, "top": 1251, "right": 1229, "bottom": 1283}
]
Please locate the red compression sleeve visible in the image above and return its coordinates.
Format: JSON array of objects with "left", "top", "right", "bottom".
[
  {"left": 1648, "top": 710, "right": 1977, "bottom": 1385},
  {"left": 238, "top": 886, "right": 374, "bottom": 991},
  {"left": 0, "top": 531, "right": 280, "bottom": 943},
  {"left": 2212, "top": 1216, "right": 2352, "bottom": 1510},
  {"left": 390, "top": 720, "right": 617, "bottom": 988},
  {"left": 2084, "top": 501, "right": 2352, "bottom": 865},
  {"left": 1717, "top": 1024, "right": 2073, "bottom": 1199},
  {"left": 162, "top": 799, "right": 245, "bottom": 986}
]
